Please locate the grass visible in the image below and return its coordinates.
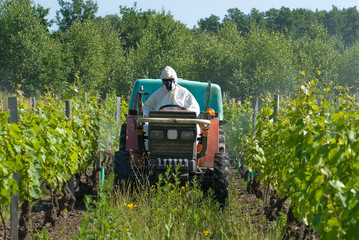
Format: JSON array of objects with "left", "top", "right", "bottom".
[{"left": 70, "top": 167, "right": 284, "bottom": 240}]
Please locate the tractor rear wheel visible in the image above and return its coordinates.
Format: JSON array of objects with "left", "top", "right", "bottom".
[{"left": 213, "top": 152, "right": 229, "bottom": 205}]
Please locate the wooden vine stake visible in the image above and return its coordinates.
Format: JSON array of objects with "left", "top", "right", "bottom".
[
  {"left": 9, "top": 97, "right": 19, "bottom": 240},
  {"left": 252, "top": 97, "right": 259, "bottom": 136},
  {"left": 116, "top": 97, "right": 121, "bottom": 127},
  {"left": 274, "top": 95, "right": 280, "bottom": 123},
  {"left": 66, "top": 100, "right": 75, "bottom": 194}
]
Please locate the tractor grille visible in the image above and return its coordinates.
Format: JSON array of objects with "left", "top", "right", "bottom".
[
  {"left": 150, "top": 140, "right": 194, "bottom": 157},
  {"left": 148, "top": 110, "right": 197, "bottom": 160}
]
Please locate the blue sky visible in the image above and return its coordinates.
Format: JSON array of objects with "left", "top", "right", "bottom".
[{"left": 33, "top": 0, "right": 359, "bottom": 28}]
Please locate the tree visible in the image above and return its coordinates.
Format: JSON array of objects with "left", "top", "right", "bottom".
[
  {"left": 124, "top": 9, "right": 193, "bottom": 82},
  {"left": 0, "top": 0, "right": 64, "bottom": 94},
  {"left": 324, "top": 6, "right": 345, "bottom": 41},
  {"left": 266, "top": 7, "right": 292, "bottom": 34},
  {"left": 33, "top": 4, "right": 54, "bottom": 29},
  {"left": 235, "top": 25, "right": 296, "bottom": 98},
  {"left": 324, "top": 6, "right": 359, "bottom": 46},
  {"left": 248, "top": 8, "right": 265, "bottom": 28},
  {"left": 293, "top": 23, "right": 342, "bottom": 88},
  {"left": 56, "top": 0, "right": 98, "bottom": 32},
  {"left": 191, "top": 21, "right": 244, "bottom": 95},
  {"left": 105, "top": 4, "right": 157, "bottom": 50},
  {"left": 224, "top": 8, "right": 250, "bottom": 34},
  {"left": 336, "top": 42, "right": 359, "bottom": 91},
  {"left": 289, "top": 8, "right": 317, "bottom": 39},
  {"left": 198, "top": 14, "right": 221, "bottom": 33},
  {"left": 60, "top": 19, "right": 124, "bottom": 94}
]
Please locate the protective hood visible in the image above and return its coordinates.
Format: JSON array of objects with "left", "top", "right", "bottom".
[
  {"left": 161, "top": 66, "right": 178, "bottom": 91},
  {"left": 160, "top": 66, "right": 178, "bottom": 82}
]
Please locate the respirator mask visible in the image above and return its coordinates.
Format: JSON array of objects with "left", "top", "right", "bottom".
[{"left": 163, "top": 79, "right": 176, "bottom": 91}]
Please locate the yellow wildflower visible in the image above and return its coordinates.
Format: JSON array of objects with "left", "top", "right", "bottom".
[
  {"left": 126, "top": 228, "right": 130, "bottom": 232},
  {"left": 203, "top": 230, "right": 211, "bottom": 236},
  {"left": 126, "top": 203, "right": 137, "bottom": 210}
]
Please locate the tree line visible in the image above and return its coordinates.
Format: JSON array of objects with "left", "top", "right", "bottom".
[
  {"left": 0, "top": 0, "right": 359, "bottom": 100},
  {"left": 199, "top": 6, "right": 359, "bottom": 47}
]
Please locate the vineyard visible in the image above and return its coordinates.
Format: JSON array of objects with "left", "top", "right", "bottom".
[
  {"left": 225, "top": 79, "right": 359, "bottom": 239},
  {"left": 0, "top": 80, "right": 358, "bottom": 239},
  {"left": 2, "top": 1, "right": 359, "bottom": 239},
  {"left": 0, "top": 90, "right": 126, "bottom": 239}
]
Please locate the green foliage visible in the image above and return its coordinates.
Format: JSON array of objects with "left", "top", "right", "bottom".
[
  {"left": 56, "top": 0, "right": 98, "bottom": 32},
  {"left": 191, "top": 21, "right": 244, "bottom": 94},
  {"left": 236, "top": 25, "right": 296, "bottom": 98},
  {"left": 0, "top": 0, "right": 64, "bottom": 95},
  {"left": 245, "top": 81, "right": 359, "bottom": 239},
  {"left": 223, "top": 98, "right": 252, "bottom": 160},
  {"left": 336, "top": 41, "right": 359, "bottom": 92},
  {"left": 1, "top": 2, "right": 359, "bottom": 101},
  {"left": 0, "top": 90, "right": 119, "bottom": 207},
  {"left": 105, "top": 4, "right": 156, "bottom": 50},
  {"left": 198, "top": 14, "right": 221, "bottom": 32},
  {"left": 324, "top": 6, "right": 359, "bottom": 46},
  {"left": 293, "top": 23, "right": 342, "bottom": 89},
  {"left": 60, "top": 19, "right": 125, "bottom": 95},
  {"left": 125, "top": 10, "right": 193, "bottom": 81}
]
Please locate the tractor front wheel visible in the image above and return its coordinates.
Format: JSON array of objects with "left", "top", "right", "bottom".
[
  {"left": 114, "top": 123, "right": 131, "bottom": 185},
  {"left": 213, "top": 152, "right": 229, "bottom": 205},
  {"left": 114, "top": 150, "right": 130, "bottom": 185}
]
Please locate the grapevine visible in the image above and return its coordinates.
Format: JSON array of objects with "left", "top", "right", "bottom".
[
  {"left": 245, "top": 80, "right": 359, "bottom": 239},
  {"left": 0, "top": 90, "right": 121, "bottom": 238}
]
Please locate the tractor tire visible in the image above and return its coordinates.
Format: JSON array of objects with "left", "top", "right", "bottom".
[
  {"left": 119, "top": 123, "right": 127, "bottom": 151},
  {"left": 114, "top": 123, "right": 130, "bottom": 185},
  {"left": 114, "top": 150, "right": 130, "bottom": 184},
  {"left": 213, "top": 152, "right": 229, "bottom": 205}
]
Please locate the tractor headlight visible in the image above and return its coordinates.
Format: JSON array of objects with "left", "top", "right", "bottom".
[
  {"left": 167, "top": 129, "right": 178, "bottom": 140},
  {"left": 181, "top": 130, "right": 195, "bottom": 140},
  {"left": 150, "top": 130, "right": 164, "bottom": 139}
]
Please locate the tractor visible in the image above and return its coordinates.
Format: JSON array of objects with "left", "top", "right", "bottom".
[{"left": 114, "top": 78, "right": 229, "bottom": 203}]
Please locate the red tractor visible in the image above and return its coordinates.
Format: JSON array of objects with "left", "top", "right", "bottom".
[{"left": 114, "top": 79, "right": 229, "bottom": 203}]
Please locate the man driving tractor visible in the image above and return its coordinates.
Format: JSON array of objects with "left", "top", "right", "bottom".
[{"left": 144, "top": 66, "right": 200, "bottom": 117}]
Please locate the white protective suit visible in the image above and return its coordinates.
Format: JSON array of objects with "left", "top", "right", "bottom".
[
  {"left": 143, "top": 66, "right": 201, "bottom": 149},
  {"left": 144, "top": 66, "right": 200, "bottom": 117}
]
